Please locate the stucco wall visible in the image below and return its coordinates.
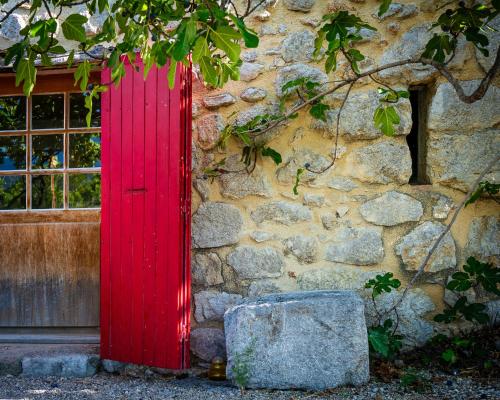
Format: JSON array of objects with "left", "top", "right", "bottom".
[{"left": 189, "top": 0, "right": 499, "bottom": 362}]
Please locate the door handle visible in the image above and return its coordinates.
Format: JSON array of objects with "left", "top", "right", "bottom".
[{"left": 126, "top": 188, "right": 147, "bottom": 193}]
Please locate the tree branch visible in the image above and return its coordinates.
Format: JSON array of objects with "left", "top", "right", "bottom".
[
  {"left": 421, "top": 46, "right": 500, "bottom": 104},
  {"left": 246, "top": 58, "right": 421, "bottom": 139}
]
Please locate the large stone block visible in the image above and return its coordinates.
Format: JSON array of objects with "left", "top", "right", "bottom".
[
  {"left": 283, "top": 0, "right": 316, "bottom": 12},
  {"left": 195, "top": 113, "right": 224, "bottom": 150},
  {"left": 0, "top": 13, "right": 27, "bottom": 45},
  {"left": 328, "top": 176, "right": 358, "bottom": 192},
  {"left": 465, "top": 216, "right": 499, "bottom": 265},
  {"left": 224, "top": 291, "right": 369, "bottom": 390},
  {"left": 325, "top": 226, "right": 384, "bottom": 265},
  {"left": 345, "top": 141, "right": 412, "bottom": 184},
  {"left": 427, "top": 130, "right": 500, "bottom": 192},
  {"left": 378, "top": 23, "right": 468, "bottom": 83},
  {"left": 281, "top": 30, "right": 315, "bottom": 62},
  {"left": 251, "top": 201, "right": 312, "bottom": 225},
  {"left": 202, "top": 93, "right": 236, "bottom": 109},
  {"left": 275, "top": 63, "right": 327, "bottom": 97},
  {"left": 194, "top": 290, "right": 243, "bottom": 322},
  {"left": 339, "top": 91, "right": 412, "bottom": 140},
  {"left": 191, "top": 252, "right": 224, "bottom": 287},
  {"left": 191, "top": 328, "right": 226, "bottom": 362},
  {"left": 276, "top": 149, "right": 331, "bottom": 186},
  {"left": 298, "top": 264, "right": 380, "bottom": 291},
  {"left": 192, "top": 202, "right": 243, "bottom": 248},
  {"left": 283, "top": 234, "right": 319, "bottom": 263},
  {"left": 218, "top": 155, "right": 273, "bottom": 199},
  {"left": 395, "top": 221, "right": 456, "bottom": 274},
  {"left": 227, "top": 245, "right": 284, "bottom": 279},
  {"left": 360, "top": 191, "right": 423, "bottom": 226},
  {"left": 428, "top": 81, "right": 500, "bottom": 133}
]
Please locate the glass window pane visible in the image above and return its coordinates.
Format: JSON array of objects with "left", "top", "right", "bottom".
[
  {"left": 0, "top": 96, "right": 26, "bottom": 131},
  {"left": 69, "top": 133, "right": 101, "bottom": 168},
  {"left": 69, "top": 93, "right": 101, "bottom": 128},
  {"left": 32, "top": 134, "right": 64, "bottom": 169},
  {"left": 31, "top": 94, "right": 64, "bottom": 129},
  {"left": 69, "top": 174, "right": 101, "bottom": 208},
  {"left": 0, "top": 176, "right": 26, "bottom": 210},
  {"left": 31, "top": 174, "right": 63, "bottom": 209},
  {"left": 0, "top": 136, "right": 26, "bottom": 170}
]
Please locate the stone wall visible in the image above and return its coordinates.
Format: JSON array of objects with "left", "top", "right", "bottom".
[
  {"left": 2, "top": 0, "right": 498, "bottom": 365},
  {"left": 189, "top": 0, "right": 499, "bottom": 363}
]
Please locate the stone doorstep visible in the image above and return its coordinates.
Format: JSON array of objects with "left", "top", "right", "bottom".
[
  {"left": 1, "top": 354, "right": 203, "bottom": 379},
  {"left": 22, "top": 354, "right": 100, "bottom": 377}
]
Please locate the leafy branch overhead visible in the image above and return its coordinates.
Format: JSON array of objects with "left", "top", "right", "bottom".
[
  {"left": 204, "top": 1, "right": 499, "bottom": 193},
  {"left": 2, "top": 0, "right": 261, "bottom": 100}
]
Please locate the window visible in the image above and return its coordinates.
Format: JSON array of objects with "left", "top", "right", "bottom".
[
  {"left": 0, "top": 91, "right": 101, "bottom": 210},
  {"left": 407, "top": 86, "right": 430, "bottom": 185}
]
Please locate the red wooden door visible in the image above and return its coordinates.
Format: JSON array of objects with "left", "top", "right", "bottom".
[{"left": 100, "top": 60, "right": 192, "bottom": 369}]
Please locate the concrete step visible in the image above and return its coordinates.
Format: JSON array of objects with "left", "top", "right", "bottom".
[{"left": 0, "top": 343, "right": 99, "bottom": 377}]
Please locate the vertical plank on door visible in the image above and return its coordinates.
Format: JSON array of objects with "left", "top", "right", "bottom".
[
  {"left": 108, "top": 72, "right": 122, "bottom": 360},
  {"left": 130, "top": 62, "right": 146, "bottom": 365},
  {"left": 142, "top": 66, "right": 158, "bottom": 366}
]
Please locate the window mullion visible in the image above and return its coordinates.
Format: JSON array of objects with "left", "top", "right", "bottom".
[
  {"left": 64, "top": 92, "right": 69, "bottom": 210},
  {"left": 26, "top": 96, "right": 32, "bottom": 211}
]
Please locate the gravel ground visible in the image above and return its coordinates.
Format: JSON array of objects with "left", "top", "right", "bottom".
[{"left": 0, "top": 373, "right": 499, "bottom": 400}]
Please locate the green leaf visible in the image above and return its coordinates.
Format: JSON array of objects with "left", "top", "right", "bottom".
[
  {"left": 168, "top": 61, "right": 177, "bottom": 89},
  {"left": 368, "top": 328, "right": 390, "bottom": 358},
  {"left": 67, "top": 50, "right": 75, "bottom": 68},
  {"left": 199, "top": 56, "right": 218, "bottom": 87},
  {"left": 192, "top": 36, "right": 210, "bottom": 62},
  {"left": 85, "top": 93, "right": 94, "bottom": 127},
  {"left": 378, "top": 0, "right": 392, "bottom": 17},
  {"left": 230, "top": 16, "right": 259, "bottom": 48},
  {"left": 49, "top": 45, "right": 67, "bottom": 54},
  {"left": 40, "top": 53, "right": 52, "bottom": 67},
  {"left": 293, "top": 168, "right": 304, "bottom": 195},
  {"left": 172, "top": 18, "right": 197, "bottom": 61},
  {"left": 98, "top": 0, "right": 107, "bottom": 13},
  {"left": 365, "top": 272, "right": 401, "bottom": 298},
  {"left": 465, "top": 181, "right": 500, "bottom": 207},
  {"left": 111, "top": 61, "right": 125, "bottom": 86},
  {"left": 446, "top": 272, "right": 472, "bottom": 292},
  {"left": 442, "top": 349, "right": 457, "bottom": 364},
  {"left": 74, "top": 60, "right": 91, "bottom": 91},
  {"left": 15, "top": 58, "right": 36, "bottom": 96},
  {"left": 373, "top": 105, "right": 400, "bottom": 136},
  {"left": 210, "top": 26, "right": 242, "bottom": 62},
  {"left": 261, "top": 147, "right": 282, "bottom": 165},
  {"left": 61, "top": 14, "right": 88, "bottom": 42},
  {"left": 422, "top": 34, "right": 456, "bottom": 63},
  {"left": 309, "top": 103, "right": 330, "bottom": 122}
]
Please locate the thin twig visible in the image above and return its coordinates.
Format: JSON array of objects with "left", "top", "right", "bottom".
[{"left": 305, "top": 81, "right": 354, "bottom": 174}]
